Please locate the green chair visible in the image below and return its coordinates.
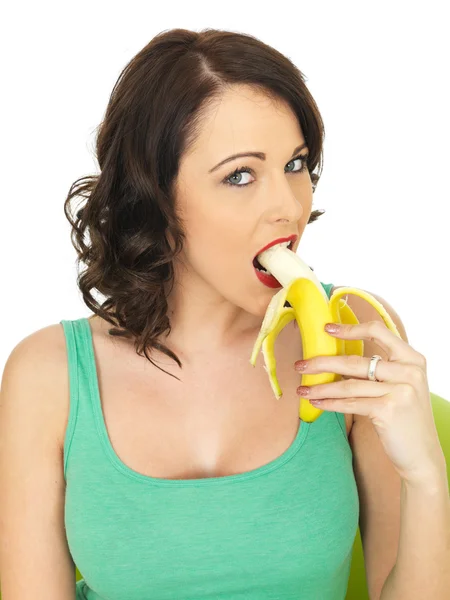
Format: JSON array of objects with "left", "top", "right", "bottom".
[{"left": 4, "top": 395, "right": 449, "bottom": 599}]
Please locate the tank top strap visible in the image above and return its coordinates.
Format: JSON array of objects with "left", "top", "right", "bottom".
[
  {"left": 320, "top": 281, "right": 334, "bottom": 298},
  {"left": 60, "top": 317, "right": 101, "bottom": 483}
]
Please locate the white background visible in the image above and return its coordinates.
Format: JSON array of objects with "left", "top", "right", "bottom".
[{"left": 1, "top": 1, "right": 449, "bottom": 400}]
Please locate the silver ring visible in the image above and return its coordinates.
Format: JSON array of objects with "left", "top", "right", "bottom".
[{"left": 368, "top": 354, "right": 383, "bottom": 381}]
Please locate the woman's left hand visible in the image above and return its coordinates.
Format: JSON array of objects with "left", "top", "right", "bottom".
[{"left": 294, "top": 321, "right": 446, "bottom": 486}]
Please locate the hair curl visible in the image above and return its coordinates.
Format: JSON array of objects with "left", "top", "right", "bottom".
[{"left": 64, "top": 27, "right": 327, "bottom": 381}]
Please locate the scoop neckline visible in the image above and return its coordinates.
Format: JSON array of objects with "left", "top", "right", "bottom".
[{"left": 81, "top": 317, "right": 311, "bottom": 487}]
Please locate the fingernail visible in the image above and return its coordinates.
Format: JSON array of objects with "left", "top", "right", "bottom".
[
  {"left": 295, "top": 360, "right": 308, "bottom": 371},
  {"left": 324, "top": 323, "right": 340, "bottom": 333},
  {"left": 297, "top": 386, "right": 310, "bottom": 395}
]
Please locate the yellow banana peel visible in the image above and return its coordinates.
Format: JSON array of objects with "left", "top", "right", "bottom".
[{"left": 249, "top": 245, "right": 402, "bottom": 423}]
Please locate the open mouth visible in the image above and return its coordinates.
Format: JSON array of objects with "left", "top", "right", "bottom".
[{"left": 252, "top": 240, "right": 294, "bottom": 274}]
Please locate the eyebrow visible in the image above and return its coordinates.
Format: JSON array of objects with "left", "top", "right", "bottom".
[{"left": 208, "top": 142, "right": 309, "bottom": 174}]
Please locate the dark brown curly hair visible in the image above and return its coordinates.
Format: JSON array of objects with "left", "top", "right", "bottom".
[{"left": 63, "top": 27, "right": 327, "bottom": 381}]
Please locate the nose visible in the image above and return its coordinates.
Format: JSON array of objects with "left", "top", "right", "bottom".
[
  {"left": 271, "top": 187, "right": 305, "bottom": 224},
  {"left": 259, "top": 169, "right": 310, "bottom": 226}
]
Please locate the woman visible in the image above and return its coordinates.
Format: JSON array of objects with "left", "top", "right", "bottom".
[{"left": 1, "top": 28, "right": 447, "bottom": 600}]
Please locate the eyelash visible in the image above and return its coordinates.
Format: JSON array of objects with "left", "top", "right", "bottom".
[{"left": 221, "top": 153, "right": 310, "bottom": 188}]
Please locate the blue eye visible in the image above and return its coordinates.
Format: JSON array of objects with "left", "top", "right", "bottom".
[{"left": 222, "top": 153, "right": 310, "bottom": 188}]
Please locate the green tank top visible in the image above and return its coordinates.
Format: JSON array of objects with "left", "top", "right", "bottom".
[{"left": 60, "top": 281, "right": 360, "bottom": 600}]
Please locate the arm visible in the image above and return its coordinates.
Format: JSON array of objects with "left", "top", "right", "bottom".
[
  {"left": 345, "top": 287, "right": 450, "bottom": 599},
  {"left": 380, "top": 472, "right": 450, "bottom": 600},
  {"left": 0, "top": 326, "right": 76, "bottom": 599}
]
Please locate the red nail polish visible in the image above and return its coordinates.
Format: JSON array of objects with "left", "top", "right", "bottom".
[
  {"left": 295, "top": 360, "right": 308, "bottom": 371},
  {"left": 297, "top": 386, "right": 310, "bottom": 395}
]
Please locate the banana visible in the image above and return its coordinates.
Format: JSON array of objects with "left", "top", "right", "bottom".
[{"left": 250, "top": 244, "right": 402, "bottom": 423}]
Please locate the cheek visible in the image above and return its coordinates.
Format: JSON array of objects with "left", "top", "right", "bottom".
[
  {"left": 181, "top": 202, "right": 255, "bottom": 284},
  {"left": 186, "top": 208, "right": 243, "bottom": 261},
  {"left": 191, "top": 229, "right": 242, "bottom": 275}
]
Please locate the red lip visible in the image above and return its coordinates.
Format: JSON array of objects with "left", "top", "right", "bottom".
[{"left": 253, "top": 234, "right": 298, "bottom": 264}]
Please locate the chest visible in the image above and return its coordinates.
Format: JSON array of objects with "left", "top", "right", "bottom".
[{"left": 88, "top": 318, "right": 353, "bottom": 480}]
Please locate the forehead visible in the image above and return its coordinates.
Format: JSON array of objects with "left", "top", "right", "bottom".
[{"left": 185, "top": 85, "right": 302, "bottom": 162}]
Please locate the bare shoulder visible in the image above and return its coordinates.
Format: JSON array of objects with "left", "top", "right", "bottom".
[
  {"left": 1, "top": 321, "right": 70, "bottom": 454},
  {"left": 0, "top": 323, "right": 76, "bottom": 595}
]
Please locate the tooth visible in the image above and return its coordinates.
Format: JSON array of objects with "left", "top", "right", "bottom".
[{"left": 250, "top": 245, "right": 402, "bottom": 423}]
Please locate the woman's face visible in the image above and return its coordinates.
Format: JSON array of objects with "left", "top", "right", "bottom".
[{"left": 173, "top": 84, "right": 313, "bottom": 319}]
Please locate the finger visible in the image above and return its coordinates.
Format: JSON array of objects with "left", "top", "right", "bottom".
[
  {"left": 300, "top": 353, "right": 426, "bottom": 384},
  {"left": 308, "top": 394, "right": 387, "bottom": 415},
  {"left": 297, "top": 378, "right": 391, "bottom": 399},
  {"left": 326, "top": 320, "right": 424, "bottom": 366}
]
